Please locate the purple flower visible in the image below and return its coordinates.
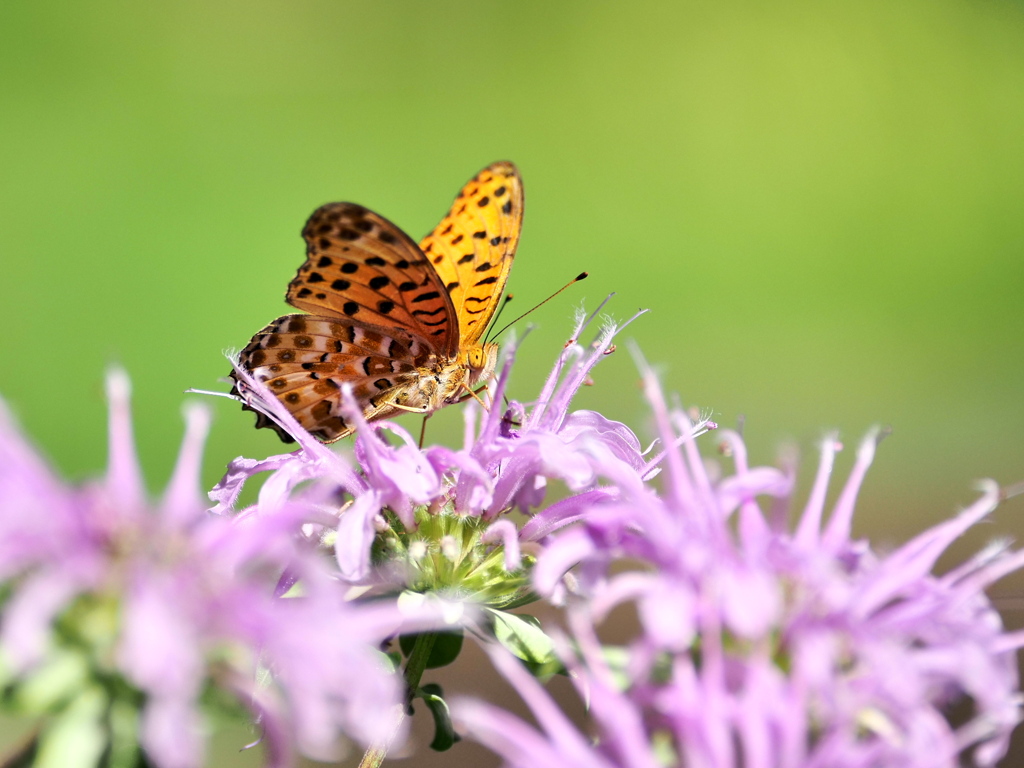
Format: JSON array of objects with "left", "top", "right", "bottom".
[
  {"left": 454, "top": 359, "right": 1024, "bottom": 768},
  {"left": 0, "top": 370, "right": 433, "bottom": 768},
  {"left": 216, "top": 304, "right": 714, "bottom": 609}
]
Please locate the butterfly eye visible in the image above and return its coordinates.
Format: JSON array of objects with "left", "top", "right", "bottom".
[{"left": 468, "top": 347, "right": 485, "bottom": 370}]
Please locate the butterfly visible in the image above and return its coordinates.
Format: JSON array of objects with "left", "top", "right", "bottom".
[{"left": 231, "top": 161, "right": 524, "bottom": 443}]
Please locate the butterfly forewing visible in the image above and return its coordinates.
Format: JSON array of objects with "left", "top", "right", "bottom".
[
  {"left": 289, "top": 203, "right": 459, "bottom": 358},
  {"left": 419, "top": 161, "right": 523, "bottom": 347}
]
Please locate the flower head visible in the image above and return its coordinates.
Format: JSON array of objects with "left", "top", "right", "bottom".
[
  {"left": 454, "top": 358, "right": 1024, "bottom": 768},
  {"left": 0, "top": 371, "right": 426, "bottom": 768},
  {"left": 213, "top": 304, "right": 713, "bottom": 613}
]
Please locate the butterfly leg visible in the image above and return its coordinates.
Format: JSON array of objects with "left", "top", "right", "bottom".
[
  {"left": 418, "top": 412, "right": 432, "bottom": 449},
  {"left": 458, "top": 384, "right": 491, "bottom": 411},
  {"left": 385, "top": 402, "right": 431, "bottom": 414}
]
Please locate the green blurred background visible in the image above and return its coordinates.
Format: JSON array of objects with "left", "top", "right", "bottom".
[{"left": 2, "top": 0, "right": 1023, "bottom": 764}]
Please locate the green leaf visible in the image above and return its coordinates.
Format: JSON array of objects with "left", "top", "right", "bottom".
[
  {"left": 486, "top": 609, "right": 565, "bottom": 678},
  {"left": 417, "top": 683, "right": 460, "bottom": 752},
  {"left": 493, "top": 589, "right": 540, "bottom": 611},
  {"left": 13, "top": 648, "right": 90, "bottom": 714},
  {"left": 398, "top": 631, "right": 464, "bottom": 669},
  {"left": 34, "top": 685, "right": 108, "bottom": 768}
]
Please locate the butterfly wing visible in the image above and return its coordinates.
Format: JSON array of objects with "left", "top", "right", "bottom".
[
  {"left": 418, "top": 161, "right": 523, "bottom": 347},
  {"left": 233, "top": 164, "right": 523, "bottom": 443},
  {"left": 232, "top": 314, "right": 435, "bottom": 442},
  {"left": 289, "top": 203, "right": 460, "bottom": 358}
]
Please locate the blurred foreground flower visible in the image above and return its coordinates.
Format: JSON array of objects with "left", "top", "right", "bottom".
[
  {"left": 454, "top": 359, "right": 1024, "bottom": 768},
  {"left": 4, "top": 302, "right": 1019, "bottom": 768},
  {"left": 0, "top": 371, "right": 430, "bottom": 768}
]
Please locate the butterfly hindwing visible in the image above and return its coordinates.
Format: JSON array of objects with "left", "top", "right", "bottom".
[
  {"left": 234, "top": 314, "right": 431, "bottom": 442},
  {"left": 418, "top": 161, "right": 523, "bottom": 347},
  {"left": 289, "top": 203, "right": 459, "bottom": 357}
]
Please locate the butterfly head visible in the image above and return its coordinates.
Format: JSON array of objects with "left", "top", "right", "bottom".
[{"left": 465, "top": 343, "right": 499, "bottom": 386}]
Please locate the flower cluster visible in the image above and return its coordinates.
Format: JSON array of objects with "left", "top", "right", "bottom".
[
  {"left": 214, "top": 303, "right": 712, "bottom": 610},
  {"left": 453, "top": 358, "right": 1024, "bottom": 768},
  {"left": 0, "top": 371, "right": 431, "bottom": 768},
  {"left": 1, "top": 302, "right": 1021, "bottom": 768}
]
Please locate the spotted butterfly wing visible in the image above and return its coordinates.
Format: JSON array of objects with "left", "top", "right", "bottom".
[
  {"left": 289, "top": 203, "right": 459, "bottom": 357},
  {"left": 419, "top": 161, "right": 523, "bottom": 345},
  {"left": 232, "top": 162, "right": 523, "bottom": 443},
  {"left": 233, "top": 314, "right": 438, "bottom": 442},
  {"left": 233, "top": 207, "right": 458, "bottom": 443}
]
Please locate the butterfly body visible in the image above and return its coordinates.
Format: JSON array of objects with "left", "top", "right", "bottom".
[
  {"left": 388, "top": 342, "right": 498, "bottom": 414},
  {"left": 232, "top": 162, "right": 521, "bottom": 443}
]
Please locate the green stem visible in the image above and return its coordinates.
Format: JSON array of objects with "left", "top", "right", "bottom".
[
  {"left": 0, "top": 726, "right": 40, "bottom": 768},
  {"left": 401, "top": 632, "right": 437, "bottom": 705},
  {"left": 356, "top": 632, "right": 438, "bottom": 768}
]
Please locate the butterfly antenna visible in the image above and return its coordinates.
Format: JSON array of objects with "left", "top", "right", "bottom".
[
  {"left": 487, "top": 272, "right": 588, "bottom": 343},
  {"left": 484, "top": 293, "right": 515, "bottom": 343}
]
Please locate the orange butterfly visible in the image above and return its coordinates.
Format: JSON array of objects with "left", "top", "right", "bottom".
[{"left": 232, "top": 162, "right": 524, "bottom": 442}]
